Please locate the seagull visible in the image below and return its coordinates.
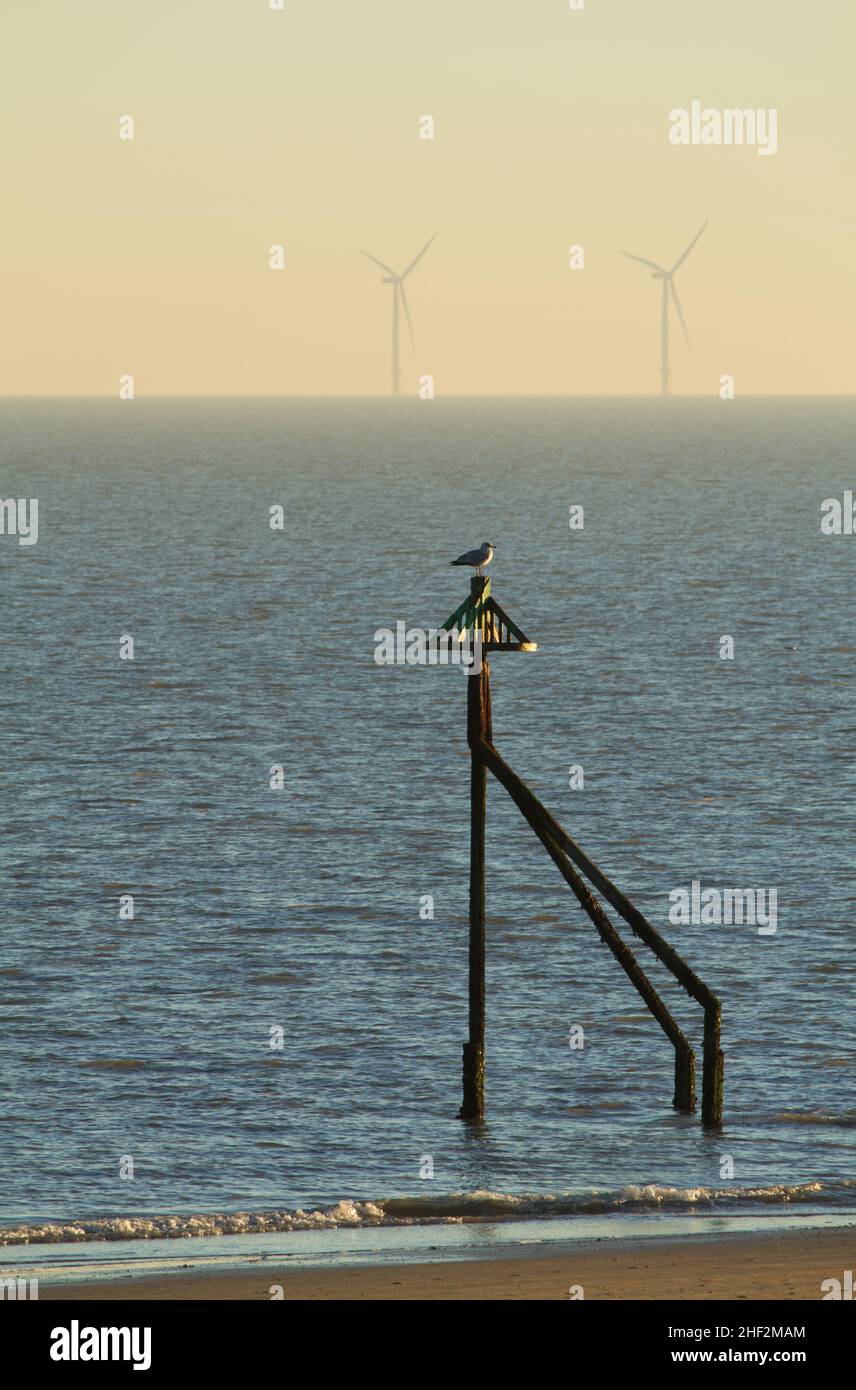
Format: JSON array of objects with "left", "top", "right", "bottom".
[{"left": 450, "top": 541, "right": 496, "bottom": 577}]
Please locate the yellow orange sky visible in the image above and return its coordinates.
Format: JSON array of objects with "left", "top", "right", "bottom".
[{"left": 1, "top": 0, "right": 853, "bottom": 395}]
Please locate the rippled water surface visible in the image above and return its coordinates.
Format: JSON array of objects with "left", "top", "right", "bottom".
[{"left": 1, "top": 397, "right": 854, "bottom": 1237}]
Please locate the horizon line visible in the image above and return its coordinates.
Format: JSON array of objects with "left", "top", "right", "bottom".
[{"left": 0, "top": 392, "right": 853, "bottom": 401}]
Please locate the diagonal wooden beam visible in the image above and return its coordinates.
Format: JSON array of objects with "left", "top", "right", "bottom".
[
  {"left": 483, "top": 596, "right": 535, "bottom": 648},
  {"left": 531, "top": 816, "right": 695, "bottom": 1111},
  {"left": 441, "top": 579, "right": 491, "bottom": 634},
  {"left": 472, "top": 737, "right": 723, "bottom": 1126}
]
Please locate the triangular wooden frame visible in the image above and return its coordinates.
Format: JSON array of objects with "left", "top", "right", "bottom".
[{"left": 440, "top": 581, "right": 536, "bottom": 652}]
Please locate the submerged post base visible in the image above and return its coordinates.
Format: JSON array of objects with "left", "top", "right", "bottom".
[
  {"left": 702, "top": 1004, "right": 725, "bottom": 1128},
  {"left": 459, "top": 1041, "right": 485, "bottom": 1120},
  {"left": 673, "top": 1044, "right": 697, "bottom": 1113}
]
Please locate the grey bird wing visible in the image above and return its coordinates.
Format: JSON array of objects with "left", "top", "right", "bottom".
[{"left": 450, "top": 547, "right": 482, "bottom": 566}]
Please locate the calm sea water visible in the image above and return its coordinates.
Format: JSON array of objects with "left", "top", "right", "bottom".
[{"left": 1, "top": 397, "right": 854, "bottom": 1250}]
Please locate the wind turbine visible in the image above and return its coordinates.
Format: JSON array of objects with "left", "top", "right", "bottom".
[
  {"left": 622, "top": 222, "right": 707, "bottom": 396},
  {"left": 359, "top": 234, "right": 436, "bottom": 396}
]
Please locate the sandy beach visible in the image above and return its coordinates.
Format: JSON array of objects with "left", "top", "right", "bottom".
[{"left": 36, "top": 1226, "right": 855, "bottom": 1301}]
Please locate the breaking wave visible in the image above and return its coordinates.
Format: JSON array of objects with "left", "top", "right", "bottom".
[{"left": 2, "top": 1181, "right": 854, "bottom": 1246}]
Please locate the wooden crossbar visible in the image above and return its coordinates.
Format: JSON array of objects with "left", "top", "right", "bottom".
[{"left": 471, "top": 737, "right": 723, "bottom": 1127}]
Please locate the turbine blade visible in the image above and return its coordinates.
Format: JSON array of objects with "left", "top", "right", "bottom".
[
  {"left": 400, "top": 232, "right": 437, "bottom": 279},
  {"left": 621, "top": 250, "right": 667, "bottom": 274},
  {"left": 359, "top": 248, "right": 396, "bottom": 276},
  {"left": 670, "top": 220, "right": 708, "bottom": 274},
  {"left": 669, "top": 276, "right": 691, "bottom": 349},
  {"left": 399, "top": 281, "right": 415, "bottom": 348}
]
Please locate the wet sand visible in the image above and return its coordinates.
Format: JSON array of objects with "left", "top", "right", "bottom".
[{"left": 37, "top": 1225, "right": 855, "bottom": 1300}]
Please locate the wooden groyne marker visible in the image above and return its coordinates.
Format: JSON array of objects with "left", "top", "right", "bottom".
[{"left": 440, "top": 575, "right": 724, "bottom": 1128}]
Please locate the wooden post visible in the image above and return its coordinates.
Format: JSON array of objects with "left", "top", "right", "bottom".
[
  {"left": 439, "top": 576, "right": 722, "bottom": 1127},
  {"left": 461, "top": 577, "right": 491, "bottom": 1120},
  {"left": 702, "top": 1003, "right": 725, "bottom": 1128}
]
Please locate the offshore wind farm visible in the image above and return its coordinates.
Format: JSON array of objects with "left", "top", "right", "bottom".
[
  {"left": 359, "top": 235, "right": 436, "bottom": 395},
  {"left": 622, "top": 223, "right": 708, "bottom": 396}
]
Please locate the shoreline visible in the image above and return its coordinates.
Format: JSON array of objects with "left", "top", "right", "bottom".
[{"left": 34, "top": 1225, "right": 856, "bottom": 1301}]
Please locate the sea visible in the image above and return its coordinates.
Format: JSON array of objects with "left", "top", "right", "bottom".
[{"left": 1, "top": 396, "right": 854, "bottom": 1280}]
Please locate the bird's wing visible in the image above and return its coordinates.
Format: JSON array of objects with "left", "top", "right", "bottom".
[{"left": 451, "top": 548, "right": 481, "bottom": 565}]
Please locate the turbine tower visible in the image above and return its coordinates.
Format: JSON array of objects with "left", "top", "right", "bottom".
[
  {"left": 622, "top": 222, "right": 707, "bottom": 396},
  {"left": 359, "top": 234, "right": 436, "bottom": 396}
]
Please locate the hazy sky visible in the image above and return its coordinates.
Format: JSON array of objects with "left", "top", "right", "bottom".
[{"left": 2, "top": 0, "right": 853, "bottom": 395}]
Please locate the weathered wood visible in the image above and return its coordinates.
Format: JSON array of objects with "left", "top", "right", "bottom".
[
  {"left": 702, "top": 998, "right": 724, "bottom": 1128},
  {"left": 460, "top": 580, "right": 491, "bottom": 1120},
  {"left": 441, "top": 579, "right": 490, "bottom": 635},
  {"left": 471, "top": 641, "right": 537, "bottom": 652},
  {"left": 442, "top": 575, "right": 722, "bottom": 1128},
  {"left": 472, "top": 737, "right": 720, "bottom": 1124},
  {"left": 473, "top": 753, "right": 696, "bottom": 1112},
  {"left": 537, "top": 822, "right": 696, "bottom": 1113},
  {"left": 474, "top": 741, "right": 705, "bottom": 996},
  {"left": 482, "top": 595, "right": 537, "bottom": 650},
  {"left": 440, "top": 582, "right": 537, "bottom": 652}
]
